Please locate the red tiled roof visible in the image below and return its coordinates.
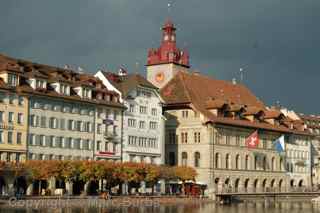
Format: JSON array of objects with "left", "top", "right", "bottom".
[{"left": 161, "top": 71, "right": 310, "bottom": 136}]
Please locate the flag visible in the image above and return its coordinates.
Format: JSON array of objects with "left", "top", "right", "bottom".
[
  {"left": 273, "top": 135, "right": 285, "bottom": 153},
  {"left": 245, "top": 130, "right": 259, "bottom": 148}
]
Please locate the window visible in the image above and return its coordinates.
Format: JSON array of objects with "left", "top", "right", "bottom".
[
  {"left": 149, "top": 121, "right": 157, "bottom": 130},
  {"left": 169, "top": 131, "right": 176, "bottom": 144},
  {"left": 139, "top": 121, "right": 145, "bottom": 129},
  {"left": 83, "top": 140, "right": 89, "bottom": 150},
  {"left": 182, "top": 110, "right": 189, "bottom": 118},
  {"left": 17, "top": 132, "right": 22, "bottom": 145},
  {"left": 181, "top": 132, "right": 188, "bottom": 143},
  {"left": 235, "top": 154, "right": 240, "bottom": 170},
  {"left": 83, "top": 88, "right": 91, "bottom": 98},
  {"left": 8, "top": 112, "right": 14, "bottom": 123},
  {"left": 8, "top": 132, "right": 13, "bottom": 144},
  {"left": 60, "top": 119, "right": 65, "bottom": 130},
  {"left": 128, "top": 119, "right": 136, "bottom": 127},
  {"left": 181, "top": 152, "right": 188, "bottom": 166},
  {"left": 97, "top": 124, "right": 102, "bottom": 134},
  {"left": 97, "top": 141, "right": 101, "bottom": 151},
  {"left": 17, "top": 113, "right": 23, "bottom": 124},
  {"left": 74, "top": 139, "right": 81, "bottom": 149},
  {"left": 60, "top": 84, "right": 69, "bottom": 95},
  {"left": 0, "top": 131, "right": 3, "bottom": 143},
  {"left": 194, "top": 152, "right": 200, "bottom": 167},
  {"left": 39, "top": 135, "right": 45, "bottom": 146},
  {"left": 9, "top": 95, "right": 14, "bottom": 104},
  {"left": 226, "top": 154, "right": 231, "bottom": 169},
  {"left": 0, "top": 93, "right": 5, "bottom": 103},
  {"left": 0, "top": 111, "right": 3, "bottom": 122},
  {"left": 139, "top": 106, "right": 147, "bottom": 114},
  {"left": 194, "top": 132, "right": 200, "bottom": 143},
  {"left": 236, "top": 136, "right": 240, "bottom": 146},
  {"left": 129, "top": 104, "right": 135, "bottom": 113},
  {"left": 226, "top": 135, "right": 230, "bottom": 145},
  {"left": 18, "top": 96, "right": 24, "bottom": 106},
  {"left": 68, "top": 120, "right": 74, "bottom": 131},
  {"left": 76, "top": 121, "right": 82, "bottom": 131},
  {"left": 28, "top": 134, "right": 34, "bottom": 146},
  {"left": 65, "top": 138, "right": 72, "bottom": 149},
  {"left": 8, "top": 74, "right": 18, "bottom": 86},
  {"left": 113, "top": 110, "right": 118, "bottom": 121},
  {"left": 169, "top": 152, "right": 176, "bottom": 166},
  {"left": 49, "top": 117, "right": 58, "bottom": 129},
  {"left": 151, "top": 108, "right": 157, "bottom": 116}
]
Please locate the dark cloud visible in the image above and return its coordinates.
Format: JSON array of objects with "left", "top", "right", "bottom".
[{"left": 0, "top": 0, "right": 319, "bottom": 114}]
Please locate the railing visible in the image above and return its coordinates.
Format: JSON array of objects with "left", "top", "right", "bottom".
[{"left": 216, "top": 186, "right": 319, "bottom": 194}]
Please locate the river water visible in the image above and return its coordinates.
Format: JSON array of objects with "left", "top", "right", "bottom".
[{"left": 1, "top": 201, "right": 320, "bottom": 213}]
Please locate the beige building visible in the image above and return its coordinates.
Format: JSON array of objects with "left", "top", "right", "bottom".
[
  {"left": 0, "top": 59, "right": 28, "bottom": 162},
  {"left": 146, "top": 19, "right": 313, "bottom": 198}
]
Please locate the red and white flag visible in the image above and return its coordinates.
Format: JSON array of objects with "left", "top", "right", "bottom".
[{"left": 245, "top": 130, "right": 259, "bottom": 148}]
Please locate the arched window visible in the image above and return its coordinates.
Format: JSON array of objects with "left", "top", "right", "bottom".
[
  {"left": 194, "top": 152, "right": 200, "bottom": 167},
  {"left": 263, "top": 156, "right": 267, "bottom": 170},
  {"left": 279, "top": 157, "right": 283, "bottom": 171},
  {"left": 226, "top": 154, "right": 231, "bottom": 169},
  {"left": 215, "top": 153, "right": 221, "bottom": 169},
  {"left": 245, "top": 155, "right": 250, "bottom": 170},
  {"left": 271, "top": 157, "right": 275, "bottom": 171},
  {"left": 235, "top": 154, "right": 241, "bottom": 170},
  {"left": 181, "top": 152, "right": 188, "bottom": 166},
  {"left": 254, "top": 156, "right": 258, "bottom": 170}
]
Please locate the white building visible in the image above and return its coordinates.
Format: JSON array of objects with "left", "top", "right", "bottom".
[{"left": 95, "top": 71, "right": 165, "bottom": 164}]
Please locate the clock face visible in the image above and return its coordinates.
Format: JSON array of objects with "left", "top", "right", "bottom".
[{"left": 155, "top": 72, "right": 165, "bottom": 83}]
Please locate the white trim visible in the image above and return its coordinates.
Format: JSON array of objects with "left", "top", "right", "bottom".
[{"left": 94, "top": 71, "right": 123, "bottom": 103}]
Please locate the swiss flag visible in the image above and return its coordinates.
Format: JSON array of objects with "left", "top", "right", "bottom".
[{"left": 245, "top": 130, "right": 259, "bottom": 148}]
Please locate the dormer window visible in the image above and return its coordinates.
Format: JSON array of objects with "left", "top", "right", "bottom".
[
  {"left": 36, "top": 79, "right": 46, "bottom": 89},
  {"left": 8, "top": 73, "right": 18, "bottom": 87},
  {"left": 83, "top": 88, "right": 91, "bottom": 99},
  {"left": 60, "top": 84, "right": 69, "bottom": 95}
]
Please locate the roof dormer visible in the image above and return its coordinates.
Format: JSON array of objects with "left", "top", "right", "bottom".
[{"left": 74, "top": 86, "right": 92, "bottom": 99}]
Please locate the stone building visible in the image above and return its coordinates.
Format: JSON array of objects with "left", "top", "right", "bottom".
[
  {"left": 299, "top": 114, "right": 320, "bottom": 187},
  {"left": 0, "top": 57, "right": 28, "bottom": 162},
  {"left": 146, "top": 19, "right": 313, "bottom": 198},
  {"left": 0, "top": 54, "right": 125, "bottom": 161},
  {"left": 96, "top": 71, "right": 165, "bottom": 164}
]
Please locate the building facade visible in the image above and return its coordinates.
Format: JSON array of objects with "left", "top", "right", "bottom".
[
  {"left": 299, "top": 114, "right": 320, "bottom": 187},
  {"left": 0, "top": 54, "right": 124, "bottom": 161},
  {"left": 146, "top": 19, "right": 313, "bottom": 198},
  {"left": 96, "top": 72, "right": 165, "bottom": 165},
  {"left": 0, "top": 60, "right": 28, "bottom": 162}
]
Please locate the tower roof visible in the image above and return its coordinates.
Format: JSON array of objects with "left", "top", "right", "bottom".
[{"left": 147, "top": 19, "right": 189, "bottom": 67}]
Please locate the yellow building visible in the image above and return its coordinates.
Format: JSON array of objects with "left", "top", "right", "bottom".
[{"left": 0, "top": 57, "right": 28, "bottom": 162}]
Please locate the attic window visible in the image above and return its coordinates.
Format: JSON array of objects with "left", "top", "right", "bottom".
[
  {"left": 83, "top": 88, "right": 91, "bottom": 99},
  {"left": 8, "top": 73, "right": 18, "bottom": 86},
  {"left": 36, "top": 79, "right": 46, "bottom": 89}
]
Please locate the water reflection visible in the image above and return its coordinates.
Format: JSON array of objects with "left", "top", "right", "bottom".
[{"left": 1, "top": 201, "right": 320, "bottom": 213}]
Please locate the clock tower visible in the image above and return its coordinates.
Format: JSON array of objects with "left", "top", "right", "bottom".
[{"left": 147, "top": 19, "right": 190, "bottom": 89}]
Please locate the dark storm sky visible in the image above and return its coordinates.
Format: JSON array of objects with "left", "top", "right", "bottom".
[{"left": 0, "top": 0, "right": 319, "bottom": 114}]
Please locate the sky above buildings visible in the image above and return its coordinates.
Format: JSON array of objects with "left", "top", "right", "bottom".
[{"left": 0, "top": 0, "right": 319, "bottom": 114}]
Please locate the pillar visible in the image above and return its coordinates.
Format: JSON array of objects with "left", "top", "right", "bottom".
[
  {"left": 48, "top": 177, "right": 56, "bottom": 195},
  {"left": 26, "top": 183, "right": 33, "bottom": 196},
  {"left": 121, "top": 182, "right": 128, "bottom": 195},
  {"left": 139, "top": 181, "right": 146, "bottom": 194},
  {"left": 84, "top": 181, "right": 90, "bottom": 195},
  {"left": 66, "top": 181, "right": 73, "bottom": 196},
  {"left": 159, "top": 179, "right": 166, "bottom": 195}
]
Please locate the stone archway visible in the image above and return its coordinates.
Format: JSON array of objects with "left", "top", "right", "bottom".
[
  {"left": 253, "top": 179, "right": 259, "bottom": 193},
  {"left": 298, "top": 179, "right": 304, "bottom": 191},
  {"left": 234, "top": 178, "right": 241, "bottom": 193},
  {"left": 14, "top": 176, "right": 27, "bottom": 196},
  {"left": 224, "top": 178, "right": 232, "bottom": 193},
  {"left": 262, "top": 179, "right": 268, "bottom": 192},
  {"left": 214, "top": 177, "right": 221, "bottom": 193},
  {"left": 244, "top": 179, "right": 250, "bottom": 193},
  {"left": 0, "top": 176, "right": 6, "bottom": 195},
  {"left": 270, "top": 179, "right": 276, "bottom": 192},
  {"left": 279, "top": 179, "right": 284, "bottom": 192}
]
